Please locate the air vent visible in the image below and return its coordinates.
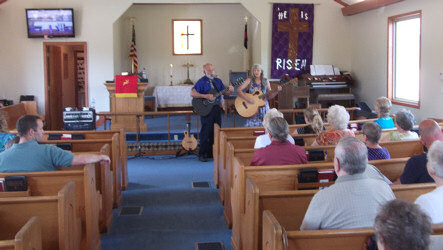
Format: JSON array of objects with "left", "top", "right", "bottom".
[
  {"left": 195, "top": 242, "right": 225, "bottom": 250},
  {"left": 118, "top": 206, "right": 143, "bottom": 216},
  {"left": 192, "top": 182, "right": 211, "bottom": 188}
]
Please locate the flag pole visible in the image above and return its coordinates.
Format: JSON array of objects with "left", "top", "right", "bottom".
[{"left": 130, "top": 17, "right": 137, "bottom": 74}]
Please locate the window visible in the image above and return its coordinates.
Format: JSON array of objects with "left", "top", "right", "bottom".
[
  {"left": 387, "top": 11, "right": 421, "bottom": 108},
  {"left": 172, "top": 19, "right": 202, "bottom": 55}
]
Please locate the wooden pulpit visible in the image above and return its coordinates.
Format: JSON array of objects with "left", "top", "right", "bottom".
[{"left": 104, "top": 82, "right": 148, "bottom": 132}]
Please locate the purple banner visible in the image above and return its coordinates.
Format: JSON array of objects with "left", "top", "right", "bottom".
[{"left": 271, "top": 3, "right": 314, "bottom": 79}]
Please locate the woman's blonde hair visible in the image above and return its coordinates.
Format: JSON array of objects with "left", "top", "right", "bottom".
[
  {"left": 304, "top": 107, "right": 323, "bottom": 134},
  {"left": 375, "top": 97, "right": 392, "bottom": 118},
  {"left": 0, "top": 110, "right": 9, "bottom": 133}
]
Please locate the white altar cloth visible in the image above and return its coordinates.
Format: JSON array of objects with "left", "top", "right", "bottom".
[{"left": 153, "top": 85, "right": 194, "bottom": 109}]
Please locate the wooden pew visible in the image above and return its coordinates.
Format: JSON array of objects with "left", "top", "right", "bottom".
[
  {"left": 0, "top": 164, "right": 101, "bottom": 250},
  {"left": 236, "top": 177, "right": 437, "bottom": 250},
  {"left": 0, "top": 182, "right": 81, "bottom": 250},
  {"left": 222, "top": 143, "right": 336, "bottom": 228},
  {"left": 218, "top": 132, "right": 423, "bottom": 204},
  {"left": 0, "top": 216, "right": 42, "bottom": 250},
  {"left": 221, "top": 140, "right": 419, "bottom": 228},
  {"left": 74, "top": 144, "right": 114, "bottom": 232},
  {"left": 226, "top": 138, "right": 422, "bottom": 205},
  {"left": 41, "top": 135, "right": 123, "bottom": 208},
  {"left": 0, "top": 101, "right": 44, "bottom": 131},
  {"left": 263, "top": 210, "right": 443, "bottom": 250},
  {"left": 262, "top": 210, "right": 373, "bottom": 250},
  {"left": 214, "top": 123, "right": 318, "bottom": 187},
  {"left": 41, "top": 128, "right": 129, "bottom": 190}
]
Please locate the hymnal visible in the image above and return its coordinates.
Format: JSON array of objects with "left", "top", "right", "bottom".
[
  {"left": 4, "top": 176, "right": 27, "bottom": 192},
  {"left": 56, "top": 143, "right": 72, "bottom": 151},
  {"left": 318, "top": 170, "right": 335, "bottom": 183},
  {"left": 293, "top": 137, "right": 305, "bottom": 146},
  {"left": 298, "top": 168, "right": 319, "bottom": 183},
  {"left": 48, "top": 133, "right": 62, "bottom": 140},
  {"left": 308, "top": 149, "right": 325, "bottom": 161},
  {"left": 253, "top": 131, "right": 265, "bottom": 136}
]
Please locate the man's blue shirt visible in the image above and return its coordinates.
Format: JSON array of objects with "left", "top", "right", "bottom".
[
  {"left": 193, "top": 75, "right": 226, "bottom": 102},
  {"left": 0, "top": 140, "right": 74, "bottom": 172}
]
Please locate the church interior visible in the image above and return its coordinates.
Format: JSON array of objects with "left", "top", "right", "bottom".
[{"left": 1, "top": 0, "right": 443, "bottom": 249}]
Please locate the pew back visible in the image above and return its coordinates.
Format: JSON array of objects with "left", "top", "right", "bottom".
[
  {"left": 262, "top": 210, "right": 374, "bottom": 250},
  {"left": 239, "top": 177, "right": 436, "bottom": 250},
  {"left": 0, "top": 216, "right": 42, "bottom": 250},
  {"left": 0, "top": 164, "right": 101, "bottom": 250},
  {"left": 41, "top": 135, "right": 123, "bottom": 207},
  {"left": 41, "top": 128, "right": 128, "bottom": 190},
  {"left": 0, "top": 182, "right": 80, "bottom": 250}
]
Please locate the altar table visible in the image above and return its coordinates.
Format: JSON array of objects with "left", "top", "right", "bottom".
[{"left": 153, "top": 85, "right": 194, "bottom": 109}]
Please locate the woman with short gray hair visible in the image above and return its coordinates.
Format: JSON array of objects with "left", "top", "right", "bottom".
[
  {"left": 374, "top": 97, "right": 395, "bottom": 129},
  {"left": 313, "top": 105, "right": 355, "bottom": 146},
  {"left": 361, "top": 122, "right": 391, "bottom": 160},
  {"left": 381, "top": 109, "right": 419, "bottom": 142}
]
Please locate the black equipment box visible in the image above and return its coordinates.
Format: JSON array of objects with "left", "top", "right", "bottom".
[{"left": 63, "top": 108, "right": 96, "bottom": 130}]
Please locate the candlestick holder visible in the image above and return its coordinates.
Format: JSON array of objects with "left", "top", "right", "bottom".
[{"left": 170, "top": 75, "right": 173, "bottom": 86}]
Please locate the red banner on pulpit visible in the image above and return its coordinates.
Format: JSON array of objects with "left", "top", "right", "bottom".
[{"left": 115, "top": 75, "right": 137, "bottom": 98}]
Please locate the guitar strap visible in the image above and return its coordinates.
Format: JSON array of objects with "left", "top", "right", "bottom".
[{"left": 209, "top": 78, "right": 219, "bottom": 92}]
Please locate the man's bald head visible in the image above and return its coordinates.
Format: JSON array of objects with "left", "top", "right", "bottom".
[{"left": 419, "top": 119, "right": 443, "bottom": 149}]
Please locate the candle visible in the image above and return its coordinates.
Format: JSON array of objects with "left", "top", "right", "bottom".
[{"left": 170, "top": 64, "right": 173, "bottom": 75}]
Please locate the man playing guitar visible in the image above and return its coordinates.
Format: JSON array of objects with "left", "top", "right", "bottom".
[
  {"left": 191, "top": 63, "right": 234, "bottom": 162},
  {"left": 236, "top": 64, "right": 282, "bottom": 127}
]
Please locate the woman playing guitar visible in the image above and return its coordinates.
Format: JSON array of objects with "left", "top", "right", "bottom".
[{"left": 236, "top": 64, "right": 282, "bottom": 127}]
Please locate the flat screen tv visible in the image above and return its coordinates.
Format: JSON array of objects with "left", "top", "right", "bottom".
[{"left": 26, "top": 8, "right": 75, "bottom": 38}]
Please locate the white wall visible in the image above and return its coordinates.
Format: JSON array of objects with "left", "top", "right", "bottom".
[
  {"left": 114, "top": 4, "right": 253, "bottom": 95},
  {"left": 0, "top": 0, "right": 353, "bottom": 115},
  {"left": 349, "top": 0, "right": 443, "bottom": 122}
]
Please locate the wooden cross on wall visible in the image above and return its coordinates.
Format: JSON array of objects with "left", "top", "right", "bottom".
[
  {"left": 181, "top": 26, "right": 194, "bottom": 50},
  {"left": 277, "top": 8, "right": 309, "bottom": 59}
]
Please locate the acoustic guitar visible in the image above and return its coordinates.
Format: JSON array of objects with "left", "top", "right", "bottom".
[
  {"left": 182, "top": 122, "right": 197, "bottom": 151},
  {"left": 234, "top": 77, "right": 298, "bottom": 118},
  {"left": 192, "top": 77, "right": 244, "bottom": 116}
]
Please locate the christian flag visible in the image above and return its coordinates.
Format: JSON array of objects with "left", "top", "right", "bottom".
[
  {"left": 115, "top": 75, "right": 138, "bottom": 98},
  {"left": 129, "top": 23, "right": 138, "bottom": 74}
]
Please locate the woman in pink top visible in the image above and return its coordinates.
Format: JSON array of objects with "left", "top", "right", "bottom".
[{"left": 313, "top": 105, "right": 355, "bottom": 146}]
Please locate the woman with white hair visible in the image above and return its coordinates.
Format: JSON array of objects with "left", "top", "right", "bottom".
[
  {"left": 381, "top": 109, "right": 419, "bottom": 142},
  {"left": 254, "top": 108, "right": 295, "bottom": 149},
  {"left": 313, "top": 105, "right": 355, "bottom": 146},
  {"left": 236, "top": 64, "right": 282, "bottom": 127},
  {"left": 415, "top": 140, "right": 443, "bottom": 224}
]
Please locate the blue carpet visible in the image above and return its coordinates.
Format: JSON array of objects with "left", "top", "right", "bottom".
[{"left": 101, "top": 155, "right": 233, "bottom": 250}]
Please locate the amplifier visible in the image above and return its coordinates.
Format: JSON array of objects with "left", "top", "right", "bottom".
[{"left": 63, "top": 108, "right": 96, "bottom": 130}]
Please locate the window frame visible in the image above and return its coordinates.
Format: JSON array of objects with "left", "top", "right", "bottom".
[{"left": 387, "top": 10, "right": 422, "bottom": 109}]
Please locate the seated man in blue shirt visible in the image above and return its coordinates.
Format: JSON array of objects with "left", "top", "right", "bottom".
[
  {"left": 397, "top": 119, "right": 443, "bottom": 184},
  {"left": 0, "top": 115, "right": 110, "bottom": 172}
]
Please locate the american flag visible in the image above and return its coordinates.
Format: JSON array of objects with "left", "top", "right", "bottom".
[{"left": 129, "top": 23, "right": 138, "bottom": 73}]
